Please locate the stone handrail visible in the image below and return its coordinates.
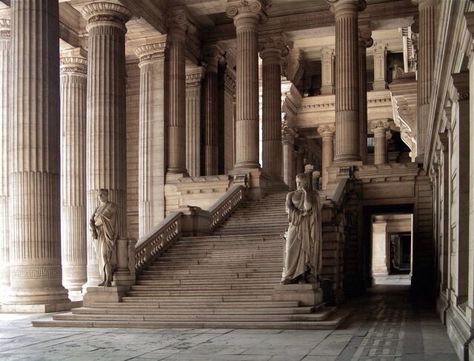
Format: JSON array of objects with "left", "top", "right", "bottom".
[
  {"left": 134, "top": 212, "right": 182, "bottom": 275},
  {"left": 208, "top": 185, "right": 245, "bottom": 232}
]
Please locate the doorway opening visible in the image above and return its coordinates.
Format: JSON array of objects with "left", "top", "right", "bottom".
[{"left": 371, "top": 213, "right": 413, "bottom": 286}]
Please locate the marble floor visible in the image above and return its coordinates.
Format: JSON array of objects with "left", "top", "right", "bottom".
[{"left": 0, "top": 285, "right": 458, "bottom": 361}]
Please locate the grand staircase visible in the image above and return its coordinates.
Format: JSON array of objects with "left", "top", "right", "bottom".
[{"left": 33, "top": 191, "right": 347, "bottom": 329}]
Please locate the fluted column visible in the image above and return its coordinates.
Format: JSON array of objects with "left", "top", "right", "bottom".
[
  {"left": 282, "top": 127, "right": 296, "bottom": 189},
  {"left": 329, "top": 0, "right": 365, "bottom": 162},
  {"left": 6, "top": 0, "right": 69, "bottom": 309},
  {"left": 226, "top": 0, "right": 266, "bottom": 170},
  {"left": 203, "top": 46, "right": 221, "bottom": 175},
  {"left": 186, "top": 66, "right": 205, "bottom": 177},
  {"left": 260, "top": 36, "right": 284, "bottom": 179},
  {"left": 372, "top": 42, "right": 387, "bottom": 90},
  {"left": 359, "top": 23, "right": 372, "bottom": 163},
  {"left": 414, "top": 0, "right": 435, "bottom": 159},
  {"left": 224, "top": 62, "right": 236, "bottom": 173},
  {"left": 82, "top": 2, "right": 131, "bottom": 286},
  {"left": 167, "top": 7, "right": 188, "bottom": 175},
  {"left": 318, "top": 125, "right": 335, "bottom": 190},
  {"left": 60, "top": 48, "right": 87, "bottom": 293},
  {"left": 370, "top": 119, "right": 389, "bottom": 165},
  {"left": 0, "top": 18, "right": 10, "bottom": 296},
  {"left": 136, "top": 38, "right": 168, "bottom": 238},
  {"left": 320, "top": 47, "right": 335, "bottom": 95}
]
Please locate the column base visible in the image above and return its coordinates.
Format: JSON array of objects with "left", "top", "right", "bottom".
[
  {"left": 272, "top": 283, "right": 323, "bottom": 307},
  {"left": 372, "top": 81, "right": 387, "bottom": 91},
  {"left": 165, "top": 172, "right": 188, "bottom": 183},
  {"left": 320, "top": 85, "right": 334, "bottom": 95},
  {"left": 83, "top": 286, "right": 130, "bottom": 307}
]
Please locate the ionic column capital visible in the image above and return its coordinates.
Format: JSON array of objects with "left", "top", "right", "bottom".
[
  {"left": 326, "top": 0, "right": 366, "bottom": 15},
  {"left": 372, "top": 41, "right": 387, "bottom": 55},
  {"left": 81, "top": 2, "right": 131, "bottom": 32},
  {"left": 411, "top": 0, "right": 436, "bottom": 10},
  {"left": 358, "top": 20, "right": 373, "bottom": 48},
  {"left": 317, "top": 124, "right": 336, "bottom": 138},
  {"left": 0, "top": 18, "right": 10, "bottom": 39},
  {"left": 369, "top": 119, "right": 390, "bottom": 133},
  {"left": 321, "top": 47, "right": 334, "bottom": 60},
  {"left": 259, "top": 34, "right": 288, "bottom": 61},
  {"left": 186, "top": 66, "right": 206, "bottom": 87},
  {"left": 203, "top": 44, "right": 224, "bottom": 73},
  {"left": 452, "top": 71, "right": 469, "bottom": 102},
  {"left": 135, "top": 36, "right": 168, "bottom": 65},
  {"left": 226, "top": 0, "right": 267, "bottom": 30},
  {"left": 282, "top": 126, "right": 297, "bottom": 144},
  {"left": 60, "top": 48, "right": 88, "bottom": 76}
]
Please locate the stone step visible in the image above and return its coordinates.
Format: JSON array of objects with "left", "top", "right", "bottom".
[
  {"left": 138, "top": 272, "right": 281, "bottom": 280},
  {"left": 148, "top": 261, "right": 282, "bottom": 269},
  {"left": 121, "top": 295, "right": 274, "bottom": 302},
  {"left": 140, "top": 268, "right": 282, "bottom": 276},
  {"left": 86, "top": 300, "right": 300, "bottom": 309},
  {"left": 130, "top": 284, "right": 277, "bottom": 291},
  {"left": 126, "top": 289, "right": 275, "bottom": 297},
  {"left": 157, "top": 253, "right": 283, "bottom": 260},
  {"left": 135, "top": 278, "right": 281, "bottom": 286}
]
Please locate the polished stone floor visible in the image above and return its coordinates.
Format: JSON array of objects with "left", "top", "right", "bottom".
[{"left": 0, "top": 284, "right": 458, "bottom": 361}]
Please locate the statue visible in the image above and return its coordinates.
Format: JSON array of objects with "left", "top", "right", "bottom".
[
  {"left": 90, "top": 189, "right": 118, "bottom": 287},
  {"left": 281, "top": 173, "right": 322, "bottom": 284}
]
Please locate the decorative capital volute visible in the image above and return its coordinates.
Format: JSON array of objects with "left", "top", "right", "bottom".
[
  {"left": 167, "top": 6, "right": 188, "bottom": 40},
  {"left": 369, "top": 119, "right": 390, "bottom": 133},
  {"left": 226, "top": 0, "right": 268, "bottom": 29},
  {"left": 259, "top": 34, "right": 288, "bottom": 61},
  {"left": 317, "top": 124, "right": 336, "bottom": 138}
]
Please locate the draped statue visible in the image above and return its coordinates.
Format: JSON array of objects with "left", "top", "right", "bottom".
[
  {"left": 281, "top": 173, "right": 322, "bottom": 284},
  {"left": 90, "top": 189, "right": 118, "bottom": 287}
]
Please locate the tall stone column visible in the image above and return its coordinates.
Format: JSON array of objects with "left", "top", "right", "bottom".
[
  {"left": 414, "top": 0, "right": 435, "bottom": 159},
  {"left": 359, "top": 23, "right": 372, "bottom": 163},
  {"left": 370, "top": 119, "right": 389, "bottom": 165},
  {"left": 224, "top": 61, "right": 236, "bottom": 174},
  {"left": 185, "top": 66, "right": 205, "bottom": 177},
  {"left": 136, "top": 37, "right": 168, "bottom": 238},
  {"left": 6, "top": 0, "right": 69, "bottom": 310},
  {"left": 82, "top": 2, "right": 131, "bottom": 286},
  {"left": 282, "top": 127, "right": 296, "bottom": 189},
  {"left": 203, "top": 46, "right": 221, "bottom": 176},
  {"left": 320, "top": 47, "right": 335, "bottom": 95},
  {"left": 260, "top": 36, "right": 284, "bottom": 180},
  {"left": 0, "top": 18, "right": 10, "bottom": 296},
  {"left": 167, "top": 7, "right": 188, "bottom": 176},
  {"left": 226, "top": 0, "right": 266, "bottom": 170},
  {"left": 318, "top": 125, "right": 335, "bottom": 190},
  {"left": 372, "top": 219, "right": 388, "bottom": 277},
  {"left": 296, "top": 147, "right": 305, "bottom": 175},
  {"left": 60, "top": 48, "right": 88, "bottom": 293},
  {"left": 372, "top": 42, "right": 387, "bottom": 90},
  {"left": 329, "top": 0, "right": 364, "bottom": 163}
]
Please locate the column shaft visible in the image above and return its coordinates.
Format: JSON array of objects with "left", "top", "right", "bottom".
[
  {"left": 223, "top": 66, "right": 236, "bottom": 173},
  {"left": 416, "top": 0, "right": 435, "bottom": 158},
  {"left": 82, "top": 3, "right": 130, "bottom": 286},
  {"left": 318, "top": 125, "right": 335, "bottom": 190},
  {"left": 136, "top": 40, "right": 167, "bottom": 238},
  {"left": 204, "top": 59, "right": 219, "bottom": 175},
  {"left": 0, "top": 19, "right": 9, "bottom": 295},
  {"left": 185, "top": 67, "right": 204, "bottom": 177},
  {"left": 167, "top": 8, "right": 187, "bottom": 175},
  {"left": 333, "top": 0, "right": 361, "bottom": 162},
  {"left": 359, "top": 26, "right": 372, "bottom": 163},
  {"left": 373, "top": 128, "right": 387, "bottom": 165},
  {"left": 372, "top": 43, "right": 387, "bottom": 90},
  {"left": 8, "top": 0, "right": 69, "bottom": 307},
  {"left": 282, "top": 131, "right": 295, "bottom": 189},
  {"left": 320, "top": 47, "right": 335, "bottom": 95},
  {"left": 60, "top": 49, "right": 87, "bottom": 292},
  {"left": 261, "top": 46, "right": 283, "bottom": 179}
]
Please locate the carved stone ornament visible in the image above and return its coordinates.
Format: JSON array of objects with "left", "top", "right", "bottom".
[
  {"left": 81, "top": 2, "right": 132, "bottom": 31},
  {"left": 317, "top": 124, "right": 336, "bottom": 137},
  {"left": 0, "top": 18, "right": 10, "bottom": 39},
  {"left": 60, "top": 48, "right": 87, "bottom": 76},
  {"left": 135, "top": 38, "right": 168, "bottom": 64}
]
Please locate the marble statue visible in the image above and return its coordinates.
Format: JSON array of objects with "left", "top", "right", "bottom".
[
  {"left": 90, "top": 189, "right": 118, "bottom": 287},
  {"left": 281, "top": 173, "right": 322, "bottom": 284}
]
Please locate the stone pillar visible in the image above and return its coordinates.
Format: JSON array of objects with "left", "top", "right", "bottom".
[
  {"left": 260, "top": 36, "right": 284, "bottom": 180},
  {"left": 359, "top": 23, "right": 372, "bottom": 163},
  {"left": 226, "top": 0, "right": 266, "bottom": 170},
  {"left": 6, "top": 0, "right": 69, "bottom": 310},
  {"left": 185, "top": 66, "right": 205, "bottom": 177},
  {"left": 0, "top": 18, "right": 10, "bottom": 297},
  {"left": 60, "top": 48, "right": 88, "bottom": 293},
  {"left": 415, "top": 0, "right": 435, "bottom": 159},
  {"left": 372, "top": 42, "right": 387, "bottom": 90},
  {"left": 282, "top": 127, "right": 296, "bottom": 189},
  {"left": 224, "top": 62, "right": 236, "bottom": 174},
  {"left": 82, "top": 2, "right": 131, "bottom": 286},
  {"left": 320, "top": 47, "right": 335, "bottom": 95},
  {"left": 136, "top": 37, "right": 168, "bottom": 238},
  {"left": 372, "top": 219, "right": 388, "bottom": 276},
  {"left": 330, "top": 0, "right": 364, "bottom": 163},
  {"left": 318, "top": 125, "right": 335, "bottom": 190},
  {"left": 167, "top": 7, "right": 188, "bottom": 176},
  {"left": 296, "top": 147, "right": 305, "bottom": 175},
  {"left": 370, "top": 119, "right": 390, "bottom": 165},
  {"left": 203, "top": 46, "right": 221, "bottom": 176}
]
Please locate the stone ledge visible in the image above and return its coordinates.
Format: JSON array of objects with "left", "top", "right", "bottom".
[
  {"left": 272, "top": 283, "right": 323, "bottom": 307},
  {"left": 1, "top": 301, "right": 73, "bottom": 313},
  {"left": 83, "top": 286, "right": 130, "bottom": 307}
]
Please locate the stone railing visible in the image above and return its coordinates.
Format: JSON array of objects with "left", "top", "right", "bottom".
[
  {"left": 209, "top": 185, "right": 245, "bottom": 232},
  {"left": 134, "top": 212, "right": 182, "bottom": 275},
  {"left": 133, "top": 184, "right": 247, "bottom": 275}
]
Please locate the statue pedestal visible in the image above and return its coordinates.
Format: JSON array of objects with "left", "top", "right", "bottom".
[
  {"left": 272, "top": 284, "right": 323, "bottom": 307},
  {"left": 83, "top": 286, "right": 129, "bottom": 307}
]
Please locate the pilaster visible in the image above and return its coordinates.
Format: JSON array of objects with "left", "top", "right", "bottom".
[
  {"left": 320, "top": 47, "right": 335, "bottom": 95},
  {"left": 60, "top": 48, "right": 88, "bottom": 293},
  {"left": 136, "top": 37, "right": 168, "bottom": 237},
  {"left": 317, "top": 125, "right": 335, "bottom": 190},
  {"left": 372, "top": 42, "right": 387, "bottom": 91}
]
